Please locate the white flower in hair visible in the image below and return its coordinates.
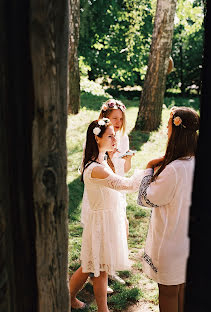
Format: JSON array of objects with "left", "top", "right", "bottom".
[
  {"left": 93, "top": 127, "right": 101, "bottom": 136},
  {"left": 98, "top": 119, "right": 106, "bottom": 126},
  {"left": 102, "top": 117, "right": 110, "bottom": 123},
  {"left": 102, "top": 104, "right": 107, "bottom": 111}
]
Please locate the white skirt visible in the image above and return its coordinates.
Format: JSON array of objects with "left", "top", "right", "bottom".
[{"left": 80, "top": 199, "right": 129, "bottom": 277}]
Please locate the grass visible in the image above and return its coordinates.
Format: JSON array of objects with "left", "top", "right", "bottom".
[{"left": 67, "top": 85, "right": 200, "bottom": 311}]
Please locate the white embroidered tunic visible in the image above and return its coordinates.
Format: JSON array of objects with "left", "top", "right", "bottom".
[
  {"left": 137, "top": 157, "right": 195, "bottom": 285},
  {"left": 81, "top": 162, "right": 145, "bottom": 277}
]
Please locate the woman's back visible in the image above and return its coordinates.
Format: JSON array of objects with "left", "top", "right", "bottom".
[{"left": 139, "top": 157, "right": 195, "bottom": 285}]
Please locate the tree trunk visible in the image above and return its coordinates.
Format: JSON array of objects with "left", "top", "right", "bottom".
[
  {"left": 0, "top": 0, "right": 69, "bottom": 311},
  {"left": 135, "top": 0, "right": 177, "bottom": 131},
  {"left": 68, "top": 0, "right": 80, "bottom": 114},
  {"left": 30, "top": 0, "right": 70, "bottom": 310},
  {"left": 0, "top": 1, "right": 38, "bottom": 310}
]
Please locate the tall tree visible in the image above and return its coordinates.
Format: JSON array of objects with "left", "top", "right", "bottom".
[
  {"left": 69, "top": 0, "right": 80, "bottom": 114},
  {"left": 0, "top": 0, "right": 69, "bottom": 310},
  {"left": 135, "top": 0, "right": 177, "bottom": 131}
]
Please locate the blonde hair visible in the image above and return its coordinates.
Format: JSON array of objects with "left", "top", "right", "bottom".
[{"left": 98, "top": 99, "right": 126, "bottom": 134}]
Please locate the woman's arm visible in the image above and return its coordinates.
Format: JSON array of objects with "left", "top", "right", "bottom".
[
  {"left": 90, "top": 165, "right": 146, "bottom": 192},
  {"left": 137, "top": 164, "right": 176, "bottom": 208}
]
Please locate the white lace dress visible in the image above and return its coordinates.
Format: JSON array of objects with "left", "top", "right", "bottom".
[
  {"left": 81, "top": 132, "right": 129, "bottom": 227},
  {"left": 80, "top": 162, "right": 145, "bottom": 277}
]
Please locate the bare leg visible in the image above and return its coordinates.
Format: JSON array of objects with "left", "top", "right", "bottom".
[
  {"left": 158, "top": 284, "right": 179, "bottom": 312},
  {"left": 92, "top": 271, "right": 109, "bottom": 312},
  {"left": 178, "top": 283, "right": 185, "bottom": 312},
  {"left": 69, "top": 266, "right": 89, "bottom": 309}
]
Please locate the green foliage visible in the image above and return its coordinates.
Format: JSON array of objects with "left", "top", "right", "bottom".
[
  {"left": 79, "top": 0, "right": 204, "bottom": 94},
  {"left": 166, "top": 0, "right": 204, "bottom": 94},
  {"left": 79, "top": 0, "right": 153, "bottom": 87}
]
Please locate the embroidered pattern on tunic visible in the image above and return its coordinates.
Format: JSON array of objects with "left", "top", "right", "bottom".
[
  {"left": 137, "top": 175, "right": 158, "bottom": 207},
  {"left": 143, "top": 252, "right": 158, "bottom": 273}
]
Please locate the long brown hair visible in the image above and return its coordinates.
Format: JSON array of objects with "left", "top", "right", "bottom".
[
  {"left": 153, "top": 106, "right": 200, "bottom": 180},
  {"left": 81, "top": 118, "right": 113, "bottom": 181},
  {"left": 98, "top": 99, "right": 127, "bottom": 134}
]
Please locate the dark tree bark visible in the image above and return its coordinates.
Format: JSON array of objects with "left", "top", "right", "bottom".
[
  {"left": 135, "top": 0, "right": 177, "bottom": 131},
  {"left": 0, "top": 1, "right": 38, "bottom": 310},
  {"left": 0, "top": 0, "right": 69, "bottom": 311},
  {"left": 31, "top": 0, "right": 70, "bottom": 310},
  {"left": 68, "top": 0, "right": 80, "bottom": 114},
  {"left": 184, "top": 2, "right": 211, "bottom": 311}
]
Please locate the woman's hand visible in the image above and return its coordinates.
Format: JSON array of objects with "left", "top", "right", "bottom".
[
  {"left": 122, "top": 150, "right": 136, "bottom": 173},
  {"left": 107, "top": 148, "right": 119, "bottom": 159},
  {"left": 121, "top": 150, "right": 136, "bottom": 160},
  {"left": 146, "top": 156, "right": 165, "bottom": 170}
]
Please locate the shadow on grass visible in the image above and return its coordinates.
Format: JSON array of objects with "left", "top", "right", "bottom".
[
  {"left": 80, "top": 91, "right": 140, "bottom": 111},
  {"left": 68, "top": 176, "right": 84, "bottom": 220},
  {"left": 128, "top": 128, "right": 150, "bottom": 152},
  {"left": 81, "top": 92, "right": 109, "bottom": 111},
  {"left": 81, "top": 90, "right": 200, "bottom": 116},
  {"left": 164, "top": 96, "right": 200, "bottom": 111}
]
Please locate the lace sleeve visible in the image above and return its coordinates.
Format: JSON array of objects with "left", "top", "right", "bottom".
[{"left": 90, "top": 168, "right": 147, "bottom": 192}]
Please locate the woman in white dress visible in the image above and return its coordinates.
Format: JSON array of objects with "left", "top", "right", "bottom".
[
  {"left": 81, "top": 99, "right": 133, "bottom": 229},
  {"left": 70, "top": 118, "right": 146, "bottom": 311},
  {"left": 81, "top": 99, "right": 135, "bottom": 288},
  {"left": 137, "top": 107, "right": 200, "bottom": 312}
]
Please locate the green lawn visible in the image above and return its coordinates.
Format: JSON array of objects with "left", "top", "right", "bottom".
[{"left": 67, "top": 89, "right": 200, "bottom": 311}]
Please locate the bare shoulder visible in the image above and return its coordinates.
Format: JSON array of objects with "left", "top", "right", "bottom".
[{"left": 91, "top": 165, "right": 110, "bottom": 179}]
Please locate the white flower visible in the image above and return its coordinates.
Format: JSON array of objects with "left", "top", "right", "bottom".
[
  {"left": 102, "top": 104, "right": 108, "bottom": 111},
  {"left": 93, "top": 127, "right": 101, "bottom": 136},
  {"left": 98, "top": 119, "right": 105, "bottom": 126},
  {"left": 102, "top": 117, "right": 110, "bottom": 123}
]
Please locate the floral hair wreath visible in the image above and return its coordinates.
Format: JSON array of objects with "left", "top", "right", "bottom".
[
  {"left": 101, "top": 100, "right": 126, "bottom": 113},
  {"left": 170, "top": 110, "right": 186, "bottom": 128},
  {"left": 93, "top": 118, "right": 110, "bottom": 136}
]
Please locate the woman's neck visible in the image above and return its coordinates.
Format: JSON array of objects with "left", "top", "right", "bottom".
[{"left": 97, "top": 151, "right": 106, "bottom": 164}]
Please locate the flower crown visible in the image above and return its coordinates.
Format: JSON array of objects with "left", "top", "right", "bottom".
[
  {"left": 170, "top": 110, "right": 186, "bottom": 128},
  {"left": 93, "top": 118, "right": 110, "bottom": 136},
  {"left": 101, "top": 100, "right": 126, "bottom": 113}
]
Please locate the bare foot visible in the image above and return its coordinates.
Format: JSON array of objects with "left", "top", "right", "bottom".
[{"left": 71, "top": 297, "right": 86, "bottom": 309}]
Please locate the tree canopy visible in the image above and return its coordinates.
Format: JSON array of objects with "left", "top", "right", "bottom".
[{"left": 79, "top": 0, "right": 204, "bottom": 94}]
